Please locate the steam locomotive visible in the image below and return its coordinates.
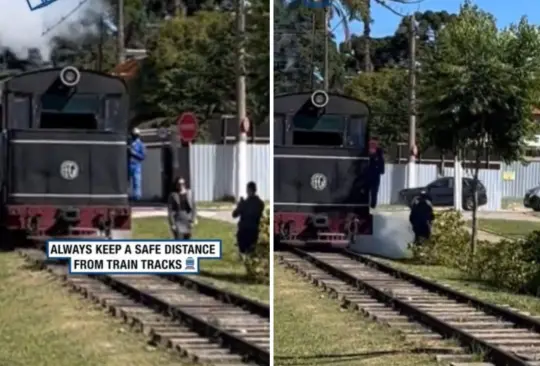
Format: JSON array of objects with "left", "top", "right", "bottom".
[
  {"left": 274, "top": 90, "right": 373, "bottom": 249},
  {"left": 0, "top": 66, "right": 131, "bottom": 247}
]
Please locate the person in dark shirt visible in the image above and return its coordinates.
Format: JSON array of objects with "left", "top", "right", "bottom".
[
  {"left": 233, "top": 181, "right": 265, "bottom": 255},
  {"left": 409, "top": 191, "right": 435, "bottom": 244},
  {"left": 367, "top": 139, "right": 385, "bottom": 209},
  {"left": 167, "top": 177, "right": 197, "bottom": 240}
]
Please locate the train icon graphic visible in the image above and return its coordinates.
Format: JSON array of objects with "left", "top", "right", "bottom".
[
  {"left": 185, "top": 257, "right": 195, "bottom": 270},
  {"left": 26, "top": 0, "right": 59, "bottom": 11}
]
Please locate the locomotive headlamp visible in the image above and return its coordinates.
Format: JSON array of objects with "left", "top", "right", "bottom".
[
  {"left": 59, "top": 66, "right": 81, "bottom": 87},
  {"left": 311, "top": 90, "right": 329, "bottom": 108}
]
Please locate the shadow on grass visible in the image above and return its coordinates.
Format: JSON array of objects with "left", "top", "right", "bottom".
[
  {"left": 197, "top": 269, "right": 260, "bottom": 285},
  {"left": 275, "top": 347, "right": 452, "bottom": 365}
]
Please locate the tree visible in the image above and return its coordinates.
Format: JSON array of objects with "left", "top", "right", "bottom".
[
  {"left": 274, "top": 0, "right": 346, "bottom": 94},
  {"left": 350, "top": 0, "right": 425, "bottom": 73},
  {"left": 137, "top": 1, "right": 269, "bottom": 133},
  {"left": 420, "top": 2, "right": 540, "bottom": 258},
  {"left": 343, "top": 10, "right": 456, "bottom": 71},
  {"left": 344, "top": 68, "right": 409, "bottom": 147},
  {"left": 138, "top": 11, "right": 237, "bottom": 135}
]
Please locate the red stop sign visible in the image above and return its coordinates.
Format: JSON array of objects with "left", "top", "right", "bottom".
[{"left": 177, "top": 112, "right": 198, "bottom": 143}]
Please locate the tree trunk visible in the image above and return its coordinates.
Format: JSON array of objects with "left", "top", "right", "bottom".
[
  {"left": 362, "top": 0, "right": 372, "bottom": 72},
  {"left": 174, "top": 0, "right": 186, "bottom": 17},
  {"left": 470, "top": 147, "right": 481, "bottom": 265}
]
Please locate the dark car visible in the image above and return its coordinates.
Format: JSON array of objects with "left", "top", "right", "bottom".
[
  {"left": 399, "top": 177, "right": 488, "bottom": 211},
  {"left": 523, "top": 185, "right": 540, "bottom": 211}
]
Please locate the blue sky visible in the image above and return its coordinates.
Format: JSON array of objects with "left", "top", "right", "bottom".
[{"left": 332, "top": 0, "right": 540, "bottom": 42}]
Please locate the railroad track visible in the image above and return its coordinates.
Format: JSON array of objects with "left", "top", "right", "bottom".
[
  {"left": 20, "top": 249, "right": 270, "bottom": 366},
  {"left": 278, "top": 247, "right": 540, "bottom": 366}
]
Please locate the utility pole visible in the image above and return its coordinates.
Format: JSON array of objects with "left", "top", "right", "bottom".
[
  {"left": 97, "top": 15, "right": 104, "bottom": 71},
  {"left": 407, "top": 13, "right": 417, "bottom": 189},
  {"left": 117, "top": 0, "right": 125, "bottom": 64},
  {"left": 323, "top": 7, "right": 329, "bottom": 90},
  {"left": 235, "top": 0, "right": 248, "bottom": 201}
]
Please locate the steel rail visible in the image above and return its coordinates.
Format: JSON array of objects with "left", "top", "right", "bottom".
[
  {"left": 96, "top": 274, "right": 270, "bottom": 366},
  {"left": 343, "top": 249, "right": 540, "bottom": 334},
  {"left": 291, "top": 247, "right": 530, "bottom": 366},
  {"left": 163, "top": 274, "right": 269, "bottom": 318}
]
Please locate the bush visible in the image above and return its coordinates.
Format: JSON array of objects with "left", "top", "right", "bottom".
[
  {"left": 243, "top": 208, "right": 270, "bottom": 284},
  {"left": 472, "top": 231, "right": 540, "bottom": 294},
  {"left": 409, "top": 210, "right": 472, "bottom": 270},
  {"left": 411, "top": 210, "right": 540, "bottom": 295}
]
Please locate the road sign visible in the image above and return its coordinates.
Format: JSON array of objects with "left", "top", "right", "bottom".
[{"left": 177, "top": 112, "right": 198, "bottom": 143}]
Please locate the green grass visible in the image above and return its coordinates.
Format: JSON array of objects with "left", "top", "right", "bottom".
[
  {"left": 274, "top": 264, "right": 442, "bottom": 366},
  {"left": 196, "top": 200, "right": 270, "bottom": 209},
  {"left": 466, "top": 218, "right": 540, "bottom": 238},
  {"left": 133, "top": 217, "right": 269, "bottom": 303},
  {"left": 379, "top": 258, "right": 540, "bottom": 317},
  {"left": 196, "top": 201, "right": 235, "bottom": 208},
  {"left": 0, "top": 252, "right": 193, "bottom": 366}
]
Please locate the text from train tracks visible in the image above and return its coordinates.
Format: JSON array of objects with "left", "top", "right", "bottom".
[{"left": 46, "top": 240, "right": 222, "bottom": 274}]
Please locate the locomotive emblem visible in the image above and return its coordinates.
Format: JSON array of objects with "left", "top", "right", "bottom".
[
  {"left": 60, "top": 161, "right": 79, "bottom": 180},
  {"left": 310, "top": 173, "right": 327, "bottom": 191}
]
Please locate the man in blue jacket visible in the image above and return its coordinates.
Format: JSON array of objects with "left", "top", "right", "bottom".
[
  {"left": 129, "top": 128, "right": 146, "bottom": 201},
  {"left": 367, "top": 139, "right": 385, "bottom": 209}
]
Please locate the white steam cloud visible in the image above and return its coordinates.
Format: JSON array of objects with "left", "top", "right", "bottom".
[{"left": 0, "top": 0, "right": 109, "bottom": 61}]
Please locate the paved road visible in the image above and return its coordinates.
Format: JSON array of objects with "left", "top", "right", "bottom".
[
  {"left": 133, "top": 207, "right": 237, "bottom": 224},
  {"left": 133, "top": 206, "right": 540, "bottom": 243}
]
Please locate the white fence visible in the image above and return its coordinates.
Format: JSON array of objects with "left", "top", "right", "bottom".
[
  {"left": 141, "top": 144, "right": 540, "bottom": 209},
  {"left": 141, "top": 144, "right": 271, "bottom": 202}
]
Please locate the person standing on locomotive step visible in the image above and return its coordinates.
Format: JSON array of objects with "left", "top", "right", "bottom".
[
  {"left": 167, "top": 177, "right": 198, "bottom": 240},
  {"left": 129, "top": 128, "right": 146, "bottom": 201},
  {"left": 232, "top": 181, "right": 265, "bottom": 257},
  {"left": 367, "top": 139, "right": 385, "bottom": 209}
]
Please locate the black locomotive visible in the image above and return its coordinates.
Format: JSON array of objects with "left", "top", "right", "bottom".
[
  {"left": 274, "top": 90, "right": 373, "bottom": 249},
  {"left": 0, "top": 66, "right": 131, "bottom": 245}
]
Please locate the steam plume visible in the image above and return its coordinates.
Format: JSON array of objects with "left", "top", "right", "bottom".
[{"left": 0, "top": 0, "right": 108, "bottom": 61}]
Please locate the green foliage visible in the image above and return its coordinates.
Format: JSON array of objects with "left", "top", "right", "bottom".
[
  {"left": 243, "top": 208, "right": 270, "bottom": 284},
  {"left": 138, "top": 11, "right": 236, "bottom": 132},
  {"left": 409, "top": 210, "right": 471, "bottom": 270},
  {"left": 471, "top": 232, "right": 540, "bottom": 294},
  {"left": 420, "top": 2, "right": 540, "bottom": 161},
  {"left": 346, "top": 10, "right": 456, "bottom": 71},
  {"left": 411, "top": 211, "right": 540, "bottom": 296},
  {"left": 139, "top": 4, "right": 268, "bottom": 130},
  {"left": 419, "top": 2, "right": 540, "bottom": 256},
  {"left": 344, "top": 68, "right": 408, "bottom": 147}
]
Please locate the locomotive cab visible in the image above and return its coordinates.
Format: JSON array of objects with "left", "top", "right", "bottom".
[
  {"left": 0, "top": 66, "right": 131, "bottom": 242},
  {"left": 274, "top": 91, "right": 373, "bottom": 249}
]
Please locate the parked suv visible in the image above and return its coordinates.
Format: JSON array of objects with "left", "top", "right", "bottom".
[
  {"left": 399, "top": 177, "right": 488, "bottom": 210},
  {"left": 524, "top": 185, "right": 540, "bottom": 211}
]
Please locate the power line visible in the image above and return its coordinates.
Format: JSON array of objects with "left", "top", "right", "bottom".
[{"left": 41, "top": 0, "right": 91, "bottom": 37}]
